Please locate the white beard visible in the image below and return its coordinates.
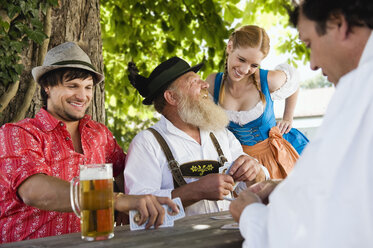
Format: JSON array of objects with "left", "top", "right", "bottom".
[{"left": 177, "top": 90, "right": 229, "bottom": 131}]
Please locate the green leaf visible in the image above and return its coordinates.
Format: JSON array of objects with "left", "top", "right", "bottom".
[{"left": 27, "top": 29, "right": 47, "bottom": 44}]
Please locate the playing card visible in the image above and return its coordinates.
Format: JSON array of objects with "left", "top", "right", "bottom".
[
  {"left": 223, "top": 196, "right": 235, "bottom": 201},
  {"left": 220, "top": 223, "right": 239, "bottom": 230},
  {"left": 166, "top": 197, "right": 185, "bottom": 222},
  {"left": 210, "top": 214, "right": 233, "bottom": 220},
  {"left": 129, "top": 205, "right": 174, "bottom": 231},
  {"left": 220, "top": 162, "right": 239, "bottom": 191},
  {"left": 219, "top": 162, "right": 231, "bottom": 174}
]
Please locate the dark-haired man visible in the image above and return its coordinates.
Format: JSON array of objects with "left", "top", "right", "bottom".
[
  {"left": 125, "top": 57, "right": 269, "bottom": 216},
  {"left": 229, "top": 0, "right": 373, "bottom": 247},
  {"left": 0, "top": 42, "right": 177, "bottom": 243}
]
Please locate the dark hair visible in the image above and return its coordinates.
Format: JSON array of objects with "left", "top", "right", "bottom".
[
  {"left": 290, "top": 0, "right": 373, "bottom": 35},
  {"left": 39, "top": 68, "right": 97, "bottom": 107}
]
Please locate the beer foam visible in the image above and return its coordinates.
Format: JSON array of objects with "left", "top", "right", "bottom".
[{"left": 80, "top": 165, "right": 112, "bottom": 180}]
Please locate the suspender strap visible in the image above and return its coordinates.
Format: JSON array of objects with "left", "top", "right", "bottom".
[
  {"left": 209, "top": 132, "right": 228, "bottom": 165},
  {"left": 148, "top": 128, "right": 187, "bottom": 188}
]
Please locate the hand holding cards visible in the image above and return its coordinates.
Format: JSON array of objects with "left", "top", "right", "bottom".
[
  {"left": 129, "top": 197, "right": 185, "bottom": 231},
  {"left": 219, "top": 162, "right": 239, "bottom": 191},
  {"left": 219, "top": 161, "right": 233, "bottom": 175}
]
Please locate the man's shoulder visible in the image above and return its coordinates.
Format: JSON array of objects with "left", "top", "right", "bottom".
[
  {"left": 208, "top": 128, "right": 232, "bottom": 138},
  {"left": 85, "top": 119, "right": 109, "bottom": 130},
  {"left": 0, "top": 117, "right": 39, "bottom": 133},
  {"left": 128, "top": 123, "right": 163, "bottom": 149}
]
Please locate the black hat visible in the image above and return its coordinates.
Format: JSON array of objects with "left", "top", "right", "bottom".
[{"left": 128, "top": 56, "right": 203, "bottom": 105}]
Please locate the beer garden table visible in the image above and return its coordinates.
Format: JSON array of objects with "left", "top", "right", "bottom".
[{"left": 1, "top": 211, "right": 243, "bottom": 248}]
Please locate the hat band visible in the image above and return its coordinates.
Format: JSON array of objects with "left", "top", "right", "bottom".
[
  {"left": 52, "top": 60, "right": 97, "bottom": 71},
  {"left": 148, "top": 61, "right": 189, "bottom": 93}
]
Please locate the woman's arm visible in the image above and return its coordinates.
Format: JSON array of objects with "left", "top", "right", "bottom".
[{"left": 277, "top": 89, "right": 299, "bottom": 134}]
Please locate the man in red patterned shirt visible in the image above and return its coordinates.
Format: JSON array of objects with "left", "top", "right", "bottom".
[{"left": 0, "top": 42, "right": 177, "bottom": 243}]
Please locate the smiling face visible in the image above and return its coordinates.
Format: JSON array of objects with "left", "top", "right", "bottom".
[
  {"left": 170, "top": 71, "right": 229, "bottom": 130},
  {"left": 173, "top": 71, "right": 209, "bottom": 100},
  {"left": 45, "top": 76, "right": 93, "bottom": 123},
  {"left": 226, "top": 43, "right": 264, "bottom": 82}
]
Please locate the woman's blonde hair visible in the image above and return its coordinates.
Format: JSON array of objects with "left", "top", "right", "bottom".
[{"left": 223, "top": 25, "right": 270, "bottom": 103}]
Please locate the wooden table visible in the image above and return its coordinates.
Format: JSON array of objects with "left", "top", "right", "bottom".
[{"left": 2, "top": 211, "right": 243, "bottom": 248}]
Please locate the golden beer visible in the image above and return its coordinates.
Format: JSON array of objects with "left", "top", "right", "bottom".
[
  {"left": 70, "top": 163, "right": 114, "bottom": 241},
  {"left": 80, "top": 179, "right": 114, "bottom": 241}
]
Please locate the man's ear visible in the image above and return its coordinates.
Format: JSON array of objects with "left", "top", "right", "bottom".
[
  {"left": 164, "top": 90, "right": 178, "bottom": 106},
  {"left": 328, "top": 12, "right": 349, "bottom": 41},
  {"left": 44, "top": 86, "right": 50, "bottom": 95}
]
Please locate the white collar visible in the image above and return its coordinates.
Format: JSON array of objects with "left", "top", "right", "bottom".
[{"left": 359, "top": 31, "right": 373, "bottom": 67}]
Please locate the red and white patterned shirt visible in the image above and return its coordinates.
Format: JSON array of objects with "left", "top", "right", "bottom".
[{"left": 0, "top": 108, "right": 125, "bottom": 243}]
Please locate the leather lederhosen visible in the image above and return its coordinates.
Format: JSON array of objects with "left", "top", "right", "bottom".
[{"left": 148, "top": 128, "right": 228, "bottom": 188}]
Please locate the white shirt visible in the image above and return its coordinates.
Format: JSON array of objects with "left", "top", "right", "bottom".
[
  {"left": 124, "top": 116, "right": 268, "bottom": 216},
  {"left": 239, "top": 32, "right": 373, "bottom": 248}
]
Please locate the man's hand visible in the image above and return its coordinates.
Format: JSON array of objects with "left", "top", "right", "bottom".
[
  {"left": 171, "top": 173, "right": 234, "bottom": 207},
  {"left": 248, "top": 179, "right": 282, "bottom": 204},
  {"left": 228, "top": 155, "right": 262, "bottom": 183},
  {"left": 196, "top": 173, "right": 235, "bottom": 200},
  {"left": 276, "top": 119, "right": 292, "bottom": 134},
  {"left": 114, "top": 194, "right": 178, "bottom": 229},
  {"left": 229, "top": 189, "right": 261, "bottom": 222}
]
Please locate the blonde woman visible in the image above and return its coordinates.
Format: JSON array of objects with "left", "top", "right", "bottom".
[{"left": 206, "top": 25, "right": 308, "bottom": 179}]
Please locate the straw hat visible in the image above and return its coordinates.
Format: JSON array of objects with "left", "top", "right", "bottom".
[{"left": 32, "top": 42, "right": 104, "bottom": 84}]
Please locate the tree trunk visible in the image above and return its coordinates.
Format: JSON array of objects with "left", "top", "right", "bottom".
[{"left": 0, "top": 0, "right": 105, "bottom": 126}]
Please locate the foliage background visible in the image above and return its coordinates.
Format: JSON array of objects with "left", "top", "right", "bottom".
[
  {"left": 101, "top": 0, "right": 313, "bottom": 150},
  {"left": 1, "top": 0, "right": 323, "bottom": 151}
]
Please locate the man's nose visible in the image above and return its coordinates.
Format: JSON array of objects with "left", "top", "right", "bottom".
[
  {"left": 200, "top": 79, "right": 209, "bottom": 89},
  {"left": 75, "top": 88, "right": 86, "bottom": 100},
  {"left": 310, "top": 53, "right": 319, "bottom": 71}
]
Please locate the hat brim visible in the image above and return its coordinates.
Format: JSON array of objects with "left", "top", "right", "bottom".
[
  {"left": 32, "top": 64, "right": 104, "bottom": 85},
  {"left": 142, "top": 62, "right": 204, "bottom": 105}
]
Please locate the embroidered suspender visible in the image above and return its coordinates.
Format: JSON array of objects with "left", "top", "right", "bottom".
[
  {"left": 209, "top": 132, "right": 228, "bottom": 165},
  {"left": 148, "top": 128, "right": 227, "bottom": 188},
  {"left": 148, "top": 128, "right": 187, "bottom": 187}
]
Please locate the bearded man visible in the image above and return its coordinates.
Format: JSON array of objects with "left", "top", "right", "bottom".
[{"left": 124, "top": 57, "right": 269, "bottom": 216}]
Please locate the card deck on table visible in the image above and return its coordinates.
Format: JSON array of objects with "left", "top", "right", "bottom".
[
  {"left": 220, "top": 223, "right": 239, "bottom": 230},
  {"left": 165, "top": 197, "right": 185, "bottom": 222},
  {"left": 210, "top": 214, "right": 233, "bottom": 220},
  {"left": 129, "top": 205, "right": 174, "bottom": 231},
  {"left": 129, "top": 197, "right": 185, "bottom": 231}
]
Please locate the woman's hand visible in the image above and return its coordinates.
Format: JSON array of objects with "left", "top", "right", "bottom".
[{"left": 276, "top": 119, "right": 293, "bottom": 134}]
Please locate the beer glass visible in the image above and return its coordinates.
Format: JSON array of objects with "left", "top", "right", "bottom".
[{"left": 70, "top": 163, "right": 114, "bottom": 241}]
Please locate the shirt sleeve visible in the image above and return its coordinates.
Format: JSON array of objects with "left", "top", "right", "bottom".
[
  {"left": 271, "top": 63, "right": 300, "bottom": 101},
  {"left": 226, "top": 128, "right": 246, "bottom": 159},
  {"left": 0, "top": 125, "right": 52, "bottom": 202},
  {"left": 240, "top": 203, "right": 269, "bottom": 248},
  {"left": 124, "top": 130, "right": 173, "bottom": 198}
]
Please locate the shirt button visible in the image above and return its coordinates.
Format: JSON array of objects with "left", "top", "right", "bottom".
[
  {"left": 65, "top": 137, "right": 70, "bottom": 141},
  {"left": 60, "top": 123, "right": 64, "bottom": 126}
]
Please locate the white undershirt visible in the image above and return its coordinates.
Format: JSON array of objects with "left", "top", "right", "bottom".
[{"left": 224, "top": 63, "right": 299, "bottom": 126}]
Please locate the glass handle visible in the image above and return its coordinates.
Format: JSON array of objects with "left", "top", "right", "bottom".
[{"left": 70, "top": 177, "right": 80, "bottom": 218}]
